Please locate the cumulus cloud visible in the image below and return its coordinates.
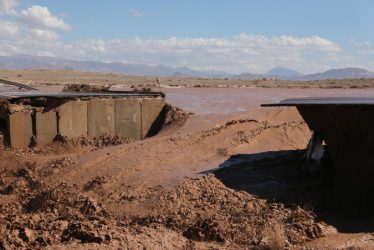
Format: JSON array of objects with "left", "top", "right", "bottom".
[
  {"left": 60, "top": 34, "right": 339, "bottom": 73},
  {"left": 0, "top": 28, "right": 344, "bottom": 73},
  {"left": 128, "top": 8, "right": 144, "bottom": 17},
  {"left": 0, "top": 0, "right": 17, "bottom": 15},
  {"left": 0, "top": 0, "right": 360, "bottom": 73},
  {"left": 29, "top": 28, "right": 60, "bottom": 42},
  {"left": 349, "top": 38, "right": 372, "bottom": 47},
  {"left": 21, "top": 5, "right": 71, "bottom": 31},
  {"left": 0, "top": 19, "right": 19, "bottom": 36},
  {"left": 0, "top": 0, "right": 72, "bottom": 56}
]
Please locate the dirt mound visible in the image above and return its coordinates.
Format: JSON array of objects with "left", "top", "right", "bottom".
[
  {"left": 0, "top": 165, "right": 201, "bottom": 249},
  {"left": 163, "top": 104, "right": 193, "bottom": 128},
  {"left": 0, "top": 164, "right": 116, "bottom": 249},
  {"left": 62, "top": 83, "right": 111, "bottom": 92},
  {"left": 0, "top": 102, "right": 372, "bottom": 249},
  {"left": 71, "top": 135, "right": 134, "bottom": 149},
  {"left": 0, "top": 113, "right": 318, "bottom": 249},
  {"left": 158, "top": 104, "right": 194, "bottom": 135},
  {"left": 24, "top": 135, "right": 134, "bottom": 155},
  {"left": 127, "top": 175, "right": 324, "bottom": 249}
]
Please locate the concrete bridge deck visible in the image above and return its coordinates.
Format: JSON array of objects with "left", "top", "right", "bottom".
[{"left": 263, "top": 97, "right": 374, "bottom": 204}]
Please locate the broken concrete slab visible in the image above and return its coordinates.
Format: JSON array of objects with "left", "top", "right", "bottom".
[
  {"left": 58, "top": 100, "right": 88, "bottom": 138},
  {"left": 141, "top": 98, "right": 165, "bottom": 138},
  {"left": 9, "top": 112, "right": 33, "bottom": 148},
  {"left": 115, "top": 98, "right": 141, "bottom": 140},
  {"left": 87, "top": 99, "right": 115, "bottom": 137},
  {"left": 35, "top": 111, "right": 57, "bottom": 146}
]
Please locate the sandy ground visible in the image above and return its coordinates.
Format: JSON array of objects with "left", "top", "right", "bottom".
[
  {"left": 1, "top": 79, "right": 374, "bottom": 248},
  {"left": 2, "top": 69, "right": 374, "bottom": 88}
]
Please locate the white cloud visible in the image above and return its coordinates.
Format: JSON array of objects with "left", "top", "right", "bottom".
[
  {"left": 0, "top": 2, "right": 71, "bottom": 56},
  {"left": 349, "top": 38, "right": 372, "bottom": 47},
  {"left": 237, "top": 34, "right": 340, "bottom": 52},
  {"left": 29, "top": 28, "right": 59, "bottom": 42},
  {"left": 0, "top": 28, "right": 345, "bottom": 73},
  {"left": 128, "top": 8, "right": 144, "bottom": 17},
  {"left": 45, "top": 34, "right": 340, "bottom": 73},
  {"left": 0, "top": 0, "right": 18, "bottom": 15},
  {"left": 0, "top": 1, "right": 366, "bottom": 74},
  {"left": 21, "top": 5, "right": 71, "bottom": 31},
  {"left": 0, "top": 19, "right": 19, "bottom": 36}
]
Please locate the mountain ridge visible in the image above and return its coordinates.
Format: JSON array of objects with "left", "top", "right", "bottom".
[
  {"left": 0, "top": 54, "right": 373, "bottom": 81},
  {"left": 265, "top": 66, "right": 303, "bottom": 78},
  {"left": 297, "top": 67, "right": 374, "bottom": 80}
]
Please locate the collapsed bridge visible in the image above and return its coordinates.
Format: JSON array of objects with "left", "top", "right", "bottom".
[
  {"left": 0, "top": 91, "right": 165, "bottom": 148},
  {"left": 263, "top": 97, "right": 374, "bottom": 204}
]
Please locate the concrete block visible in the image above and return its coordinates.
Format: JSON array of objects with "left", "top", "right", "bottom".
[
  {"left": 58, "top": 101, "right": 88, "bottom": 138},
  {"left": 35, "top": 111, "right": 57, "bottom": 146},
  {"left": 115, "top": 98, "right": 141, "bottom": 140},
  {"left": 9, "top": 112, "right": 33, "bottom": 148},
  {"left": 87, "top": 99, "right": 115, "bottom": 137},
  {"left": 141, "top": 97, "right": 165, "bottom": 138}
]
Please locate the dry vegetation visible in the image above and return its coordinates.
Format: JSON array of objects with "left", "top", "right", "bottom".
[{"left": 1, "top": 69, "right": 374, "bottom": 89}]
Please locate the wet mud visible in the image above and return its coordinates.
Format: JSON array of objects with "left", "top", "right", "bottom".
[{"left": 0, "top": 87, "right": 373, "bottom": 249}]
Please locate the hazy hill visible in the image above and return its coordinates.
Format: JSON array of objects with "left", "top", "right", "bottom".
[
  {"left": 299, "top": 68, "right": 374, "bottom": 80},
  {"left": 265, "top": 66, "right": 303, "bottom": 79},
  {"left": 230, "top": 72, "right": 263, "bottom": 80},
  {"left": 0, "top": 55, "right": 373, "bottom": 81},
  {"left": 0, "top": 54, "right": 213, "bottom": 77}
]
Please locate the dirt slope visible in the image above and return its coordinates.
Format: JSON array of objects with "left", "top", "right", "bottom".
[{"left": 0, "top": 106, "right": 373, "bottom": 249}]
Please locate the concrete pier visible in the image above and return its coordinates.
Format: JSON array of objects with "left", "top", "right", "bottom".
[
  {"left": 35, "top": 111, "right": 58, "bottom": 146},
  {"left": 115, "top": 98, "right": 142, "bottom": 140},
  {"left": 87, "top": 99, "right": 116, "bottom": 138},
  {"left": 0, "top": 92, "right": 165, "bottom": 148},
  {"left": 9, "top": 112, "right": 33, "bottom": 148},
  {"left": 58, "top": 100, "right": 88, "bottom": 138}
]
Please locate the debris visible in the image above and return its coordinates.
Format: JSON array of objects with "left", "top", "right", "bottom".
[
  {"left": 303, "top": 131, "right": 325, "bottom": 176},
  {"left": 62, "top": 83, "right": 111, "bottom": 92}
]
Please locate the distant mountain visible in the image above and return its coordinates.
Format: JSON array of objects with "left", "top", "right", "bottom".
[
  {"left": 232, "top": 67, "right": 374, "bottom": 81},
  {"left": 230, "top": 72, "right": 263, "bottom": 80},
  {"left": 265, "top": 66, "right": 303, "bottom": 79},
  {"left": 0, "top": 54, "right": 217, "bottom": 78},
  {"left": 0, "top": 54, "right": 374, "bottom": 81},
  {"left": 299, "top": 68, "right": 374, "bottom": 80}
]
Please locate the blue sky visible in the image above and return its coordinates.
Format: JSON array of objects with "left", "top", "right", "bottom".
[{"left": 1, "top": 0, "right": 374, "bottom": 73}]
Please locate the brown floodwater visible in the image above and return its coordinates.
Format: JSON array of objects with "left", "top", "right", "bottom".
[
  {"left": 162, "top": 87, "right": 374, "bottom": 132},
  {"left": 163, "top": 87, "right": 374, "bottom": 114}
]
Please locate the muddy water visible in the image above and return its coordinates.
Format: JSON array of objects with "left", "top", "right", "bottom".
[
  {"left": 163, "top": 87, "right": 374, "bottom": 133},
  {"left": 5, "top": 85, "right": 374, "bottom": 115},
  {"left": 163, "top": 87, "right": 374, "bottom": 114}
]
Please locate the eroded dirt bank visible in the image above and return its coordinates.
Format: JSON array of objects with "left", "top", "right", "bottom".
[{"left": 0, "top": 106, "right": 373, "bottom": 249}]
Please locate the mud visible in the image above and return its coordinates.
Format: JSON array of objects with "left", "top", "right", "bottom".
[
  {"left": 0, "top": 87, "right": 373, "bottom": 249},
  {"left": 0, "top": 148, "right": 325, "bottom": 249},
  {"left": 62, "top": 84, "right": 111, "bottom": 93},
  {"left": 157, "top": 103, "right": 194, "bottom": 136}
]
